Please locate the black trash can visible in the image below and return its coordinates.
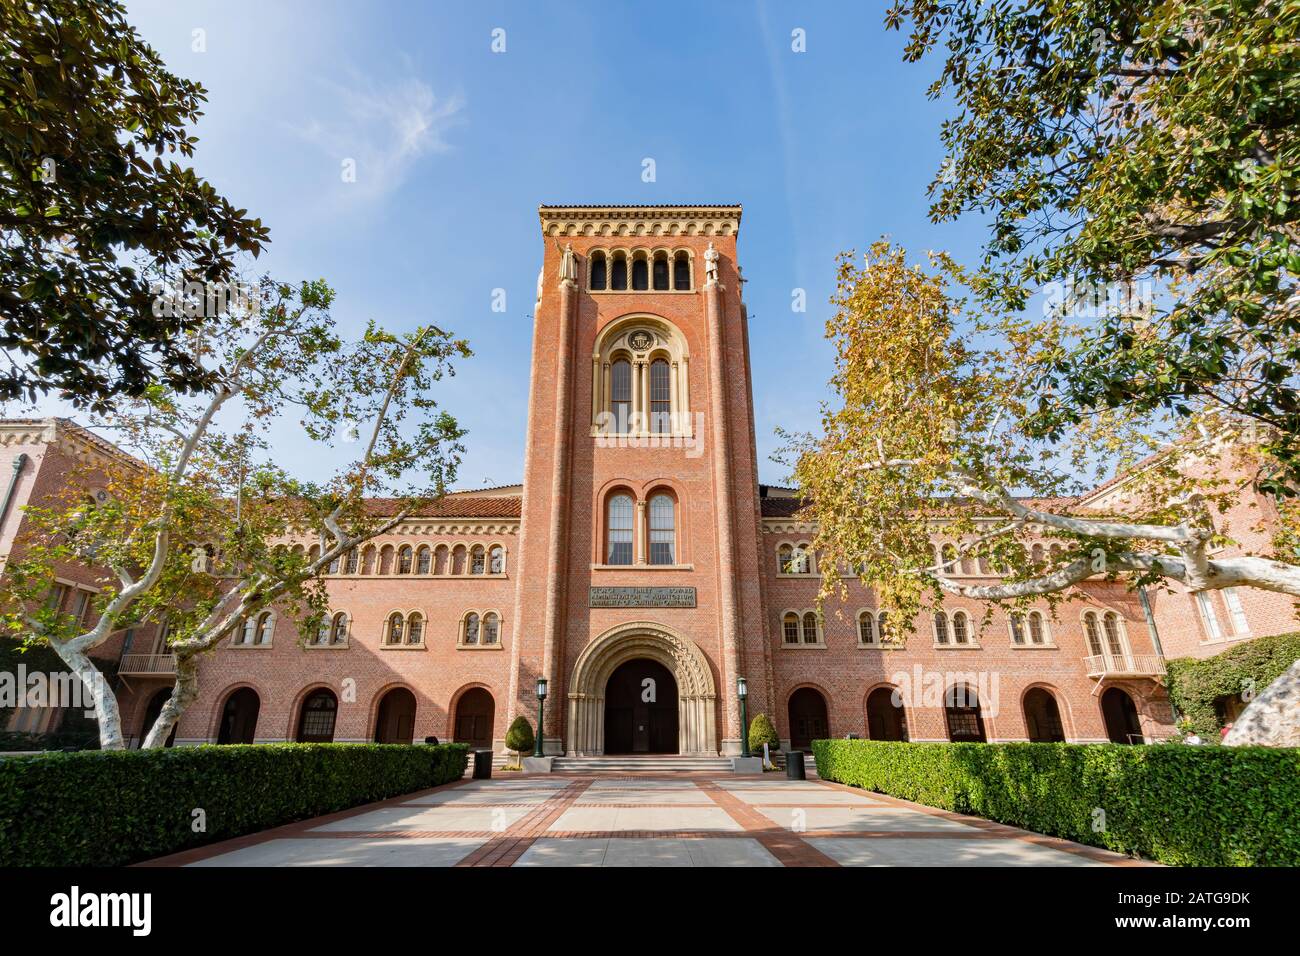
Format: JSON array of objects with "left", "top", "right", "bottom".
[
  {"left": 473, "top": 749, "right": 493, "bottom": 780},
  {"left": 786, "top": 750, "right": 806, "bottom": 780}
]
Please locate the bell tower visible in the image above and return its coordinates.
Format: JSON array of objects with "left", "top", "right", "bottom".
[{"left": 508, "top": 205, "right": 770, "bottom": 756}]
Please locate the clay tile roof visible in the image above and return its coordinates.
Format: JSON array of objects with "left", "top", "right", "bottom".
[
  {"left": 761, "top": 497, "right": 811, "bottom": 518},
  {"left": 364, "top": 495, "right": 521, "bottom": 519}
]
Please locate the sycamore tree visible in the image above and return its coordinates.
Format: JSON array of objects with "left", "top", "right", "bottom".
[
  {"left": 786, "top": 242, "right": 1300, "bottom": 747},
  {"left": 0, "top": 277, "right": 469, "bottom": 749},
  {"left": 885, "top": 1, "right": 1300, "bottom": 494}
]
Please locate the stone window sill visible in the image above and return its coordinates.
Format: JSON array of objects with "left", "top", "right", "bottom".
[
  {"left": 1010, "top": 643, "right": 1057, "bottom": 650},
  {"left": 304, "top": 642, "right": 350, "bottom": 650},
  {"left": 229, "top": 643, "right": 273, "bottom": 650},
  {"left": 324, "top": 573, "right": 508, "bottom": 581},
  {"left": 380, "top": 643, "right": 426, "bottom": 651},
  {"left": 933, "top": 643, "right": 981, "bottom": 650},
  {"left": 590, "top": 563, "right": 694, "bottom": 571},
  {"left": 781, "top": 642, "right": 826, "bottom": 649},
  {"left": 457, "top": 643, "right": 504, "bottom": 651},
  {"left": 588, "top": 288, "right": 696, "bottom": 295},
  {"left": 857, "top": 643, "right": 904, "bottom": 650}
]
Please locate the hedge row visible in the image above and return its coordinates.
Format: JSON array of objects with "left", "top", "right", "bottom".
[
  {"left": 812, "top": 739, "right": 1300, "bottom": 866},
  {"left": 1166, "top": 631, "right": 1300, "bottom": 739},
  {"left": 0, "top": 742, "right": 469, "bottom": 866}
]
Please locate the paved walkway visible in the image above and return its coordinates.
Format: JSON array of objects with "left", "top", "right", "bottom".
[{"left": 144, "top": 774, "right": 1146, "bottom": 867}]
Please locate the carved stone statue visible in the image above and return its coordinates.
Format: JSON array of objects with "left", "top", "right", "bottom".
[
  {"left": 704, "top": 242, "right": 720, "bottom": 284},
  {"left": 559, "top": 242, "right": 577, "bottom": 284}
]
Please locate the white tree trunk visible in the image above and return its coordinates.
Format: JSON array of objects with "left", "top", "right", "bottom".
[
  {"left": 142, "top": 655, "right": 201, "bottom": 749},
  {"left": 1222, "top": 658, "right": 1300, "bottom": 748},
  {"left": 51, "top": 641, "right": 125, "bottom": 750}
]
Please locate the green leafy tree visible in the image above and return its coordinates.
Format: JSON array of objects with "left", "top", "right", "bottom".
[
  {"left": 786, "top": 241, "right": 1300, "bottom": 747},
  {"left": 504, "top": 716, "right": 534, "bottom": 769},
  {"left": 0, "top": 0, "right": 269, "bottom": 408},
  {"left": 885, "top": 1, "right": 1300, "bottom": 494},
  {"left": 0, "top": 277, "right": 469, "bottom": 749}
]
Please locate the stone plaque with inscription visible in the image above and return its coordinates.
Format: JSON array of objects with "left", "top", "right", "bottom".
[{"left": 589, "top": 586, "right": 697, "bottom": 608}]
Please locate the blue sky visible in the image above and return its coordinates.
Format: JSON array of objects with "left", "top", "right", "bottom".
[{"left": 44, "top": 1, "right": 995, "bottom": 488}]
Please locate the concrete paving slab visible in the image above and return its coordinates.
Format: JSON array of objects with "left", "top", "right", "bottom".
[
  {"left": 755, "top": 805, "right": 978, "bottom": 833},
  {"left": 309, "top": 804, "right": 533, "bottom": 833},
  {"left": 809, "top": 836, "right": 1106, "bottom": 867},
  {"left": 548, "top": 804, "right": 742, "bottom": 832},
  {"left": 187, "top": 837, "right": 485, "bottom": 867}
]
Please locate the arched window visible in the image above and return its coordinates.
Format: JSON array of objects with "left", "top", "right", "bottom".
[
  {"left": 1083, "top": 610, "right": 1103, "bottom": 656},
  {"left": 463, "top": 612, "right": 480, "bottom": 646},
  {"left": 1102, "top": 611, "right": 1126, "bottom": 658},
  {"left": 945, "top": 684, "right": 986, "bottom": 742},
  {"left": 960, "top": 552, "right": 975, "bottom": 575},
  {"left": 940, "top": 544, "right": 958, "bottom": 574},
  {"left": 673, "top": 251, "right": 691, "bottom": 290},
  {"left": 606, "top": 494, "right": 634, "bottom": 565},
  {"left": 470, "top": 545, "right": 486, "bottom": 575},
  {"left": 648, "top": 493, "right": 675, "bottom": 565},
  {"left": 345, "top": 548, "right": 359, "bottom": 574},
  {"left": 397, "top": 545, "right": 413, "bottom": 574},
  {"left": 416, "top": 546, "right": 432, "bottom": 574},
  {"left": 778, "top": 543, "right": 794, "bottom": 574},
  {"left": 934, "top": 611, "right": 950, "bottom": 644},
  {"left": 406, "top": 612, "right": 424, "bottom": 645},
  {"left": 238, "top": 617, "right": 257, "bottom": 646},
  {"left": 858, "top": 611, "right": 876, "bottom": 645},
  {"left": 793, "top": 545, "right": 813, "bottom": 574},
  {"left": 631, "top": 254, "right": 649, "bottom": 290},
  {"left": 977, "top": 554, "right": 990, "bottom": 575},
  {"left": 952, "top": 611, "right": 970, "bottom": 645},
  {"left": 649, "top": 359, "right": 671, "bottom": 433},
  {"left": 1049, "top": 544, "right": 1063, "bottom": 563},
  {"left": 652, "top": 252, "right": 669, "bottom": 290},
  {"left": 483, "top": 612, "right": 500, "bottom": 645},
  {"left": 611, "top": 253, "right": 628, "bottom": 290},
  {"left": 330, "top": 611, "right": 348, "bottom": 645},
  {"left": 386, "top": 612, "right": 404, "bottom": 646},
  {"left": 801, "top": 611, "right": 820, "bottom": 644},
  {"left": 782, "top": 612, "right": 800, "bottom": 644},
  {"left": 379, "top": 544, "right": 394, "bottom": 574},
  {"left": 877, "top": 610, "right": 890, "bottom": 642},
  {"left": 297, "top": 688, "right": 337, "bottom": 743},
  {"left": 434, "top": 545, "right": 449, "bottom": 575},
  {"left": 1028, "top": 610, "right": 1046, "bottom": 645},
  {"left": 1009, "top": 612, "right": 1026, "bottom": 645},
  {"left": 256, "top": 612, "right": 274, "bottom": 646},
  {"left": 362, "top": 545, "right": 376, "bottom": 575},
  {"left": 313, "top": 615, "right": 330, "bottom": 645},
  {"left": 1031, "top": 543, "right": 1045, "bottom": 566},
  {"left": 610, "top": 359, "right": 632, "bottom": 432},
  {"left": 489, "top": 545, "right": 505, "bottom": 574},
  {"left": 590, "top": 251, "right": 607, "bottom": 290},
  {"left": 327, "top": 552, "right": 341, "bottom": 574},
  {"left": 452, "top": 545, "right": 467, "bottom": 575}
]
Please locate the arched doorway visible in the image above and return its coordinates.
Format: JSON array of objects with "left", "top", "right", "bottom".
[
  {"left": 374, "top": 687, "right": 416, "bottom": 744},
  {"left": 1100, "top": 687, "right": 1144, "bottom": 744},
  {"left": 945, "top": 684, "right": 987, "bottom": 742},
  {"left": 788, "top": 687, "right": 829, "bottom": 750},
  {"left": 453, "top": 687, "right": 495, "bottom": 748},
  {"left": 297, "top": 688, "right": 338, "bottom": 743},
  {"left": 566, "top": 622, "right": 717, "bottom": 755},
  {"left": 216, "top": 687, "right": 260, "bottom": 744},
  {"left": 603, "top": 659, "right": 679, "bottom": 754},
  {"left": 1024, "top": 688, "right": 1065, "bottom": 742},
  {"left": 139, "top": 688, "right": 178, "bottom": 747},
  {"left": 866, "top": 686, "right": 908, "bottom": 741}
]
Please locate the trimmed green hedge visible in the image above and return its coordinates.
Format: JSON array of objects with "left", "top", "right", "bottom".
[
  {"left": 0, "top": 742, "right": 469, "bottom": 866},
  {"left": 1167, "top": 631, "right": 1300, "bottom": 739},
  {"left": 812, "top": 739, "right": 1300, "bottom": 866}
]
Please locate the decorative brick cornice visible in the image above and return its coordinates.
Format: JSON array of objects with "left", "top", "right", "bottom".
[{"left": 539, "top": 204, "right": 741, "bottom": 239}]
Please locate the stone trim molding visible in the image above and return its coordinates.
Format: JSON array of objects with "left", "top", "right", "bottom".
[{"left": 539, "top": 204, "right": 741, "bottom": 239}]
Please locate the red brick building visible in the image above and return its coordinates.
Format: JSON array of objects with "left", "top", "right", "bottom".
[{"left": 6, "top": 205, "right": 1295, "bottom": 754}]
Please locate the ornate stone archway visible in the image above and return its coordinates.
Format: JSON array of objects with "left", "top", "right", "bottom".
[{"left": 566, "top": 621, "right": 717, "bottom": 755}]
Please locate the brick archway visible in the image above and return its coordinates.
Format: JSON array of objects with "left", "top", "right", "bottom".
[{"left": 566, "top": 621, "right": 717, "bottom": 755}]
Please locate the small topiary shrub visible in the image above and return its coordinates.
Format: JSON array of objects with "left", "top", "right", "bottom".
[
  {"left": 812, "top": 739, "right": 1300, "bottom": 866},
  {"left": 504, "top": 715, "right": 534, "bottom": 768},
  {"left": 748, "top": 713, "right": 779, "bottom": 755},
  {"left": 0, "top": 742, "right": 468, "bottom": 867}
]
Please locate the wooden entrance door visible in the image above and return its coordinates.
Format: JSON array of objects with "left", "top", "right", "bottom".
[
  {"left": 453, "top": 688, "right": 495, "bottom": 748},
  {"left": 788, "top": 688, "right": 829, "bottom": 750}
]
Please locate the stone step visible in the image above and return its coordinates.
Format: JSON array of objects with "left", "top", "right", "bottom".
[{"left": 551, "top": 755, "right": 735, "bottom": 773}]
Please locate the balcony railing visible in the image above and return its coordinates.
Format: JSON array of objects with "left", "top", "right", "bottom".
[
  {"left": 1083, "top": 653, "right": 1166, "bottom": 679},
  {"left": 118, "top": 653, "right": 177, "bottom": 676}
]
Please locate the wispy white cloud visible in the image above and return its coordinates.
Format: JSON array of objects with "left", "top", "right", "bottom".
[{"left": 294, "top": 70, "right": 464, "bottom": 202}]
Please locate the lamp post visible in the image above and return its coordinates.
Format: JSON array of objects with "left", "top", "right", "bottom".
[
  {"left": 533, "top": 677, "right": 548, "bottom": 757},
  {"left": 737, "top": 676, "right": 750, "bottom": 758}
]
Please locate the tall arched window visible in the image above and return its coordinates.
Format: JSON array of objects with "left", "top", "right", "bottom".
[
  {"left": 611, "top": 253, "right": 628, "bottom": 290},
  {"left": 416, "top": 546, "right": 431, "bottom": 574},
  {"left": 345, "top": 548, "right": 359, "bottom": 574},
  {"left": 386, "top": 612, "right": 404, "bottom": 645},
  {"left": 471, "top": 545, "right": 486, "bottom": 575},
  {"left": 940, "top": 544, "right": 958, "bottom": 574},
  {"left": 649, "top": 359, "right": 671, "bottom": 433},
  {"left": 1010, "top": 611, "right": 1026, "bottom": 645},
  {"left": 1028, "top": 610, "right": 1047, "bottom": 645},
  {"left": 463, "top": 612, "right": 480, "bottom": 646},
  {"left": 1031, "top": 543, "right": 1045, "bottom": 566},
  {"left": 610, "top": 359, "right": 632, "bottom": 432},
  {"left": 877, "top": 610, "right": 890, "bottom": 642},
  {"left": 256, "top": 612, "right": 274, "bottom": 646},
  {"left": 297, "top": 689, "right": 337, "bottom": 743},
  {"left": 631, "top": 254, "right": 649, "bottom": 290},
  {"left": 1083, "top": 610, "right": 1103, "bottom": 656},
  {"left": 782, "top": 612, "right": 800, "bottom": 644},
  {"left": 489, "top": 545, "right": 505, "bottom": 574},
  {"left": 934, "top": 611, "right": 950, "bottom": 644},
  {"left": 606, "top": 494, "right": 634, "bottom": 565},
  {"left": 673, "top": 251, "right": 691, "bottom": 290},
  {"left": 1103, "top": 611, "right": 1126, "bottom": 658},
  {"left": 397, "top": 545, "right": 413, "bottom": 574},
  {"left": 652, "top": 252, "right": 669, "bottom": 290},
  {"left": 802, "top": 611, "right": 820, "bottom": 644},
  {"left": 859, "top": 611, "right": 876, "bottom": 645},
  {"left": 952, "top": 610, "right": 970, "bottom": 645},
  {"left": 238, "top": 617, "right": 257, "bottom": 645},
  {"left": 313, "top": 615, "right": 330, "bottom": 645},
  {"left": 590, "top": 252, "right": 607, "bottom": 290},
  {"left": 778, "top": 543, "right": 794, "bottom": 574},
  {"left": 330, "top": 611, "right": 348, "bottom": 645},
  {"left": 327, "top": 552, "right": 341, "bottom": 574},
  {"left": 648, "top": 493, "right": 675, "bottom": 565},
  {"left": 406, "top": 612, "right": 424, "bottom": 645},
  {"left": 483, "top": 612, "right": 500, "bottom": 645}
]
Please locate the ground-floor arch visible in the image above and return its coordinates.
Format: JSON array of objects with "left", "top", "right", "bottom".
[
  {"left": 1100, "top": 686, "right": 1144, "bottom": 743},
  {"left": 297, "top": 687, "right": 338, "bottom": 742},
  {"left": 603, "top": 658, "right": 679, "bottom": 754},
  {"left": 374, "top": 687, "right": 417, "bottom": 744},
  {"left": 788, "top": 687, "right": 830, "bottom": 750},
  {"left": 566, "top": 622, "right": 717, "bottom": 755},
  {"left": 945, "top": 683, "right": 987, "bottom": 742},
  {"left": 216, "top": 687, "right": 260, "bottom": 744},
  {"left": 1024, "top": 687, "right": 1066, "bottom": 742},
  {"left": 865, "top": 685, "right": 908, "bottom": 741},
  {"left": 453, "top": 687, "right": 495, "bottom": 748}
]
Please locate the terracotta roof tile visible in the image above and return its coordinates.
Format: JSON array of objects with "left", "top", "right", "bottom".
[{"left": 364, "top": 495, "right": 521, "bottom": 519}]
